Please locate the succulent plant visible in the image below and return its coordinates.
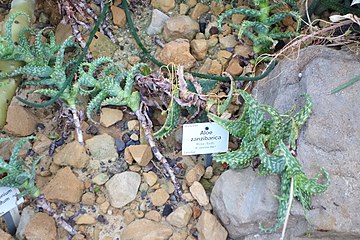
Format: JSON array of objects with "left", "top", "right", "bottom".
[
  {"left": 208, "top": 89, "right": 330, "bottom": 232},
  {"left": 218, "top": 0, "right": 300, "bottom": 54},
  {"left": 0, "top": 136, "right": 40, "bottom": 198}
]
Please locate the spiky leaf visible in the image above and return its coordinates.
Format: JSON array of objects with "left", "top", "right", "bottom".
[{"left": 154, "top": 92, "right": 181, "bottom": 139}]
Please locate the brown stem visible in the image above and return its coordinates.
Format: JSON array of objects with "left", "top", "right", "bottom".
[
  {"left": 135, "top": 108, "right": 183, "bottom": 201},
  {"left": 61, "top": 0, "right": 92, "bottom": 60}
]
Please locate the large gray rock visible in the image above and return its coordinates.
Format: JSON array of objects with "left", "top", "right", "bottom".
[
  {"left": 211, "top": 169, "right": 309, "bottom": 239},
  {"left": 211, "top": 46, "right": 360, "bottom": 239},
  {"left": 211, "top": 169, "right": 279, "bottom": 237}
]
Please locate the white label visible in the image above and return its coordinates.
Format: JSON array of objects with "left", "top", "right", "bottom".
[
  {"left": 182, "top": 122, "right": 229, "bottom": 155},
  {"left": 0, "top": 187, "right": 24, "bottom": 216}
]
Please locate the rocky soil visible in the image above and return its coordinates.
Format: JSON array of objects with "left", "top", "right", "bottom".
[{"left": 0, "top": 0, "right": 359, "bottom": 240}]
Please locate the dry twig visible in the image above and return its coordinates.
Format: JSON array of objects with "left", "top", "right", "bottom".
[{"left": 135, "top": 105, "right": 184, "bottom": 200}]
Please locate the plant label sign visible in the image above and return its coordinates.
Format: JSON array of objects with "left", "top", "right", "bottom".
[
  {"left": 0, "top": 187, "right": 24, "bottom": 216},
  {"left": 182, "top": 122, "right": 229, "bottom": 155}
]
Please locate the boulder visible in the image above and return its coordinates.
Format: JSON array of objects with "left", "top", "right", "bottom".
[{"left": 210, "top": 169, "right": 281, "bottom": 238}]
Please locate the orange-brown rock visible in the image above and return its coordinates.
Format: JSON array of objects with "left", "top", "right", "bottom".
[
  {"left": 190, "top": 3, "right": 210, "bottom": 20},
  {"left": 196, "top": 211, "right": 228, "bottom": 240},
  {"left": 190, "top": 39, "right": 208, "bottom": 60},
  {"left": 210, "top": 1, "right": 225, "bottom": 16},
  {"left": 100, "top": 108, "right": 124, "bottom": 127},
  {"left": 0, "top": 228, "right": 12, "bottom": 240},
  {"left": 53, "top": 141, "right": 89, "bottom": 168},
  {"left": 24, "top": 213, "right": 57, "bottom": 240},
  {"left": 151, "top": 0, "right": 175, "bottom": 13},
  {"left": 4, "top": 104, "right": 38, "bottom": 136},
  {"left": 163, "top": 15, "right": 199, "bottom": 42},
  {"left": 158, "top": 39, "right": 196, "bottom": 70},
  {"left": 111, "top": 5, "right": 126, "bottom": 27},
  {"left": 43, "top": 167, "right": 84, "bottom": 203},
  {"left": 225, "top": 58, "right": 243, "bottom": 76},
  {"left": 128, "top": 145, "right": 153, "bottom": 166},
  {"left": 217, "top": 50, "right": 232, "bottom": 65},
  {"left": 207, "top": 60, "right": 223, "bottom": 76}
]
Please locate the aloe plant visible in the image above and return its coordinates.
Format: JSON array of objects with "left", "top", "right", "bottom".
[
  {"left": 0, "top": 136, "right": 40, "bottom": 197},
  {"left": 208, "top": 90, "right": 330, "bottom": 233},
  {"left": 77, "top": 58, "right": 144, "bottom": 122},
  {"left": 218, "top": 0, "right": 300, "bottom": 53},
  {"left": 0, "top": 136, "right": 77, "bottom": 235},
  {"left": 0, "top": 22, "right": 85, "bottom": 143}
]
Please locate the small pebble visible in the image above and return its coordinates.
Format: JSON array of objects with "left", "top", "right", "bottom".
[
  {"left": 126, "top": 140, "right": 139, "bottom": 147},
  {"left": 173, "top": 166, "right": 182, "bottom": 175},
  {"left": 122, "top": 133, "right": 131, "bottom": 142},
  {"left": 35, "top": 122, "right": 46, "bottom": 131},
  {"left": 55, "top": 138, "right": 65, "bottom": 146},
  {"left": 168, "top": 159, "right": 177, "bottom": 167},
  {"left": 133, "top": 210, "right": 145, "bottom": 218},
  {"left": 190, "top": 227, "right": 199, "bottom": 238},
  {"left": 209, "top": 26, "right": 219, "bottom": 35},
  {"left": 130, "top": 133, "right": 139, "bottom": 141},
  {"left": 86, "top": 125, "right": 99, "bottom": 135},
  {"left": 129, "top": 165, "right": 141, "bottom": 172},
  {"left": 27, "top": 148, "right": 35, "bottom": 157},
  {"left": 92, "top": 173, "right": 109, "bottom": 185},
  {"left": 142, "top": 162, "right": 154, "bottom": 172},
  {"left": 96, "top": 215, "right": 109, "bottom": 224},
  {"left": 162, "top": 204, "right": 173, "bottom": 217},
  {"left": 115, "top": 138, "right": 126, "bottom": 152}
]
